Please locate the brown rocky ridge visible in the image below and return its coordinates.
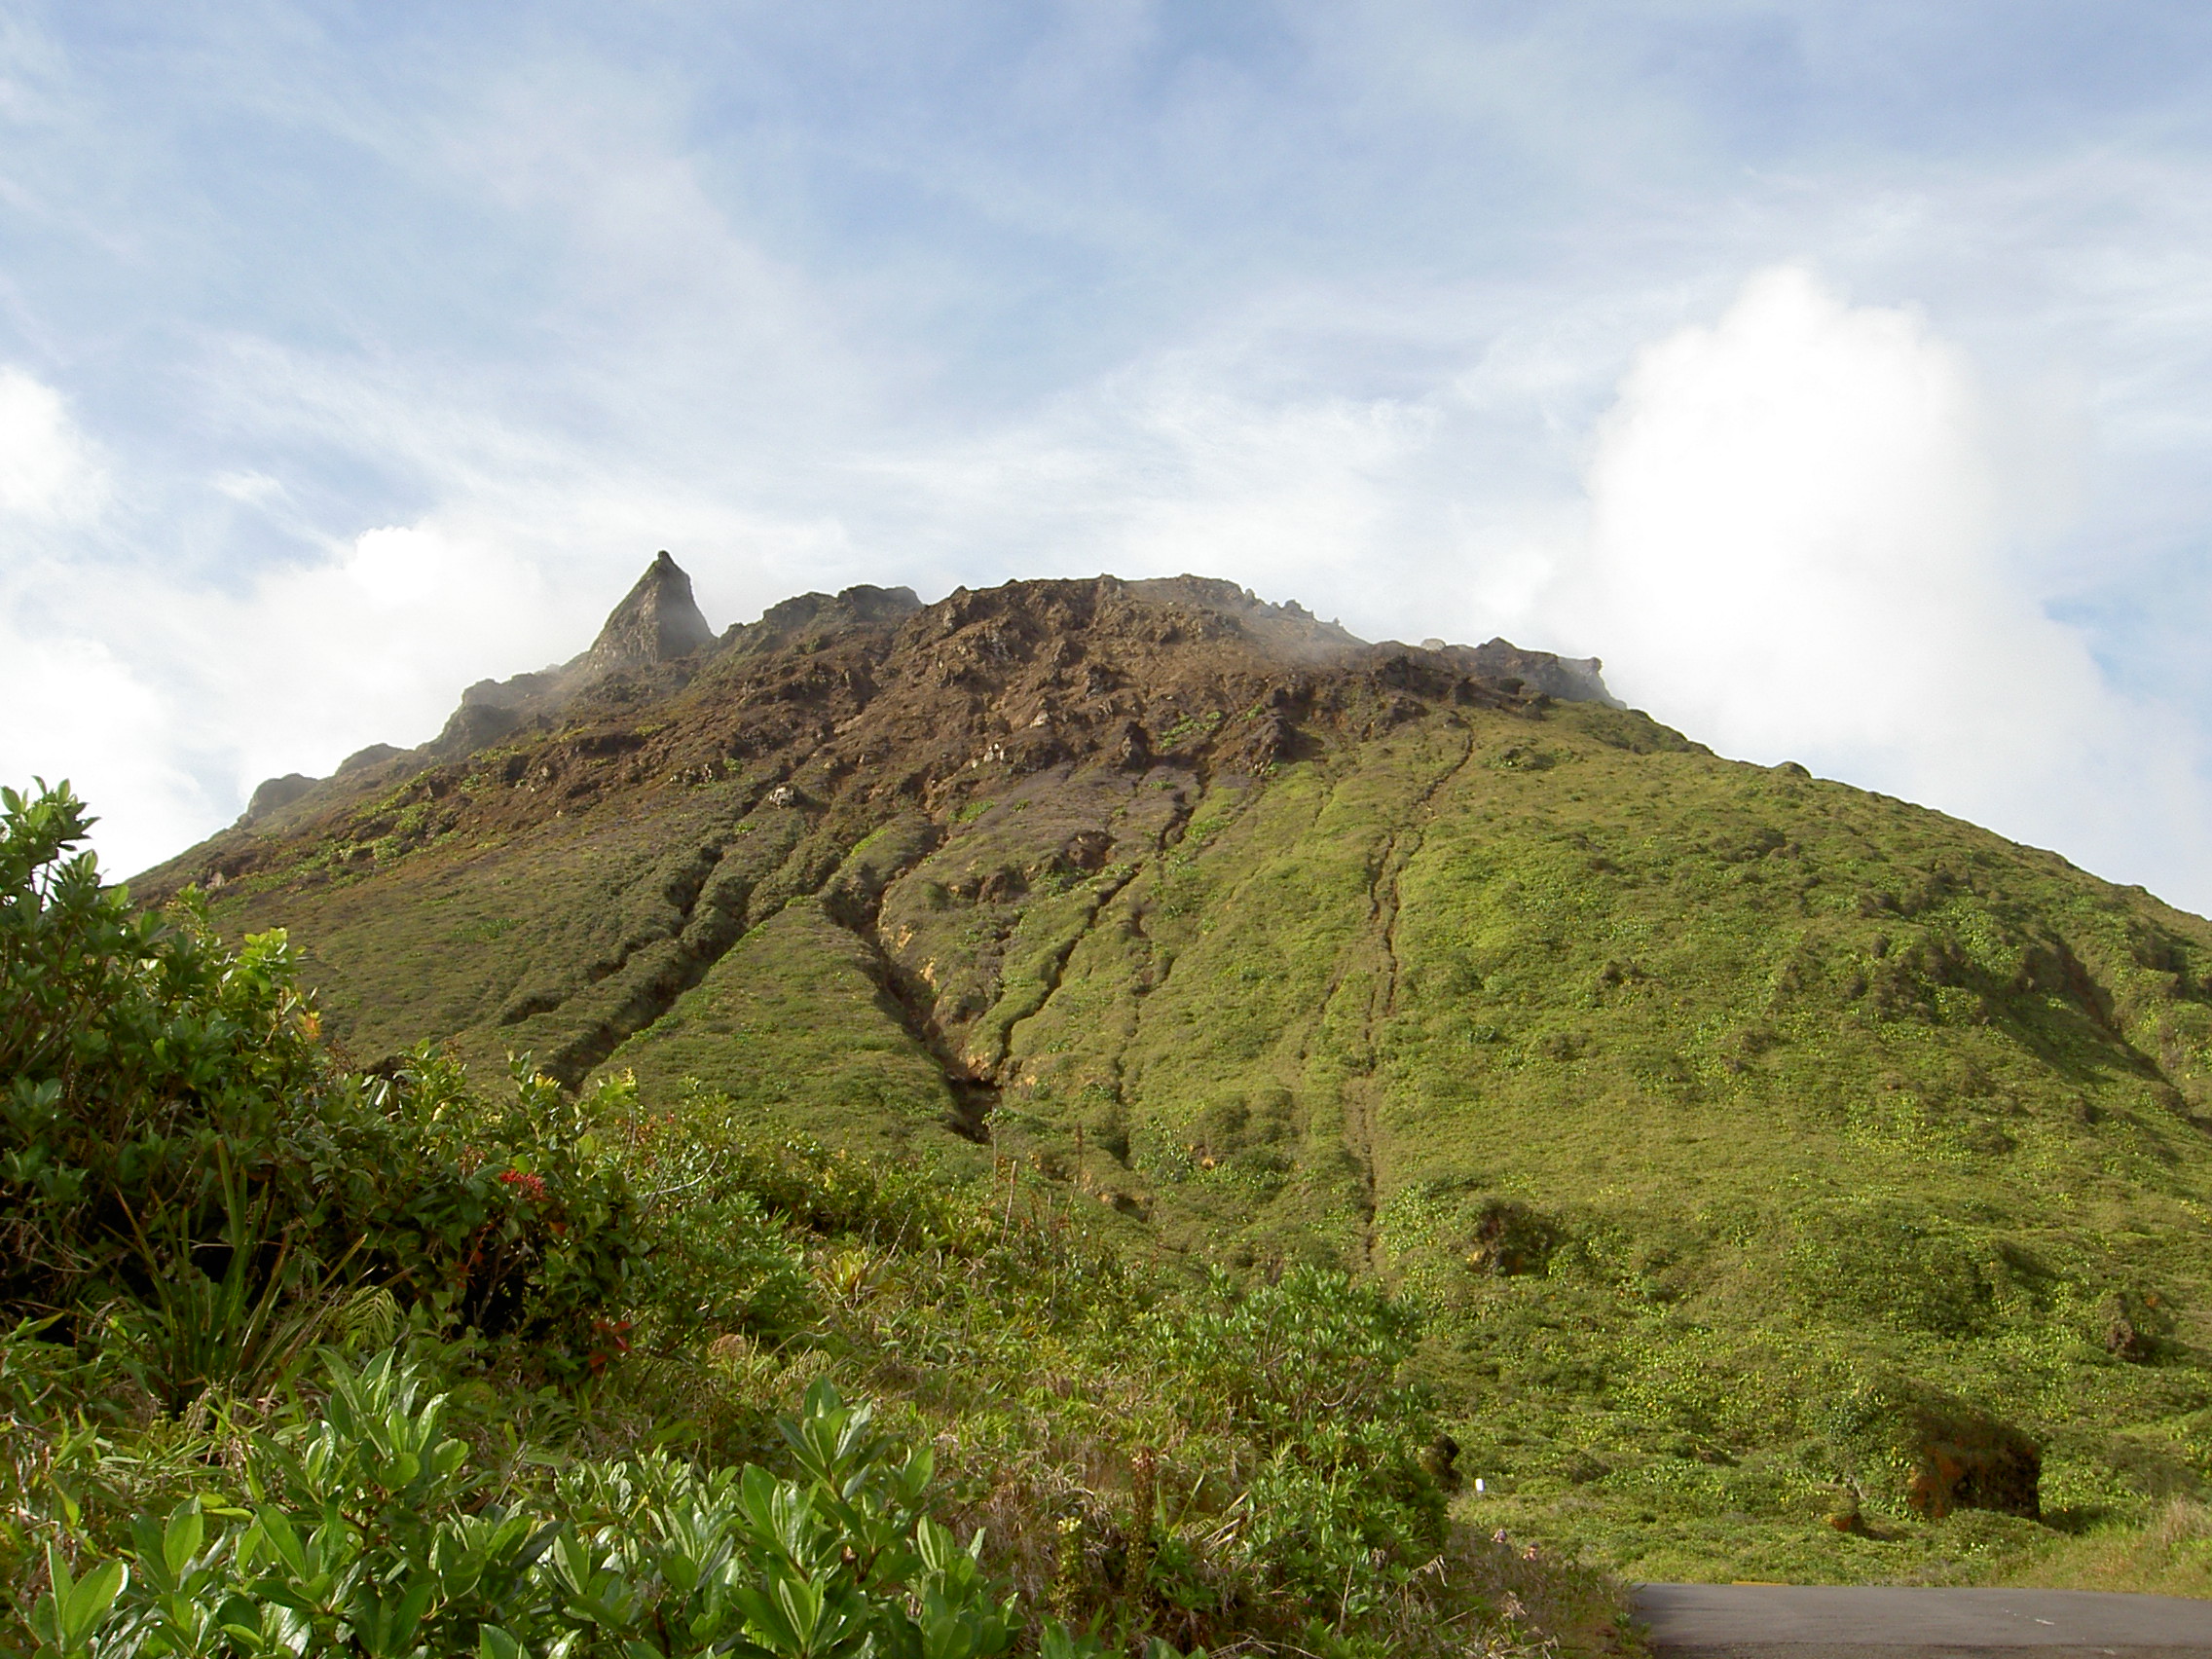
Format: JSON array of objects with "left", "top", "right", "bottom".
[{"left": 156, "top": 556, "right": 1629, "bottom": 1133}]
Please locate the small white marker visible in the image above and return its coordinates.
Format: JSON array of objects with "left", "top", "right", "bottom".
[{"left": 1474, "top": 1478, "right": 1485, "bottom": 1493}]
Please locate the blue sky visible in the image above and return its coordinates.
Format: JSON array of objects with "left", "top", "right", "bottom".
[{"left": 8, "top": 3, "right": 2212, "bottom": 908}]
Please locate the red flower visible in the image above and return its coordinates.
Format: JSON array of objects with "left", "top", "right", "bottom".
[
  {"left": 498, "top": 1168, "right": 549, "bottom": 1202},
  {"left": 586, "top": 1317, "right": 632, "bottom": 1376}
]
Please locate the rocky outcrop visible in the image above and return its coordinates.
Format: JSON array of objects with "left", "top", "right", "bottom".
[
  {"left": 728, "top": 584, "right": 923, "bottom": 656},
  {"left": 579, "top": 550, "right": 716, "bottom": 677},
  {"left": 192, "top": 561, "right": 1624, "bottom": 872},
  {"left": 336, "top": 744, "right": 403, "bottom": 777},
  {"left": 232, "top": 554, "right": 725, "bottom": 820},
  {"left": 424, "top": 554, "right": 720, "bottom": 757},
  {"left": 1122, "top": 576, "right": 1364, "bottom": 663},
  {"left": 240, "top": 773, "right": 317, "bottom": 826},
  {"left": 1464, "top": 638, "right": 1621, "bottom": 707}
]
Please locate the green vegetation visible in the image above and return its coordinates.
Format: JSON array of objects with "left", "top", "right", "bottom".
[
  {"left": 610, "top": 901, "right": 973, "bottom": 1156},
  {"left": 982, "top": 708, "right": 2212, "bottom": 1588},
  {"left": 1, "top": 783, "right": 645, "bottom": 1392},
  {"left": 3, "top": 782, "right": 1622, "bottom": 1656},
  {"left": 19, "top": 1355, "right": 1020, "bottom": 1659},
  {"left": 128, "top": 575, "right": 2212, "bottom": 1597}
]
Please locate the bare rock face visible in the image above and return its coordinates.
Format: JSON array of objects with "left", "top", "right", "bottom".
[
  {"left": 732, "top": 584, "right": 923, "bottom": 655},
  {"left": 1464, "top": 638, "right": 1621, "bottom": 707},
  {"left": 240, "top": 748, "right": 402, "bottom": 832},
  {"left": 190, "top": 566, "right": 1629, "bottom": 901},
  {"left": 240, "top": 773, "right": 316, "bottom": 826},
  {"left": 336, "top": 744, "right": 403, "bottom": 777},
  {"left": 580, "top": 551, "right": 716, "bottom": 678},
  {"left": 424, "top": 553, "right": 720, "bottom": 756},
  {"left": 203, "top": 563, "right": 1636, "bottom": 875}
]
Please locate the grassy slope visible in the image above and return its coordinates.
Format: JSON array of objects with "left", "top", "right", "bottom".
[
  {"left": 188, "top": 666, "right": 2212, "bottom": 1589},
  {"left": 257, "top": 776, "right": 753, "bottom": 1067},
  {"left": 608, "top": 898, "right": 965, "bottom": 1156},
  {"left": 987, "top": 700, "right": 2212, "bottom": 1584}
]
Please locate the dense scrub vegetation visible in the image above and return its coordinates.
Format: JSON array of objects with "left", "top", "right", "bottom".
[{"left": 1, "top": 782, "right": 1624, "bottom": 1658}]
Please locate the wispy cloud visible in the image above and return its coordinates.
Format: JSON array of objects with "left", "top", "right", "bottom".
[{"left": 0, "top": 366, "right": 102, "bottom": 518}]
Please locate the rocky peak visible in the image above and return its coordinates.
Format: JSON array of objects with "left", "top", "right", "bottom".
[
  {"left": 238, "top": 773, "right": 316, "bottom": 827},
  {"left": 732, "top": 584, "right": 924, "bottom": 655},
  {"left": 211, "top": 564, "right": 1625, "bottom": 867},
  {"left": 1461, "top": 639, "right": 1620, "bottom": 708},
  {"left": 582, "top": 551, "right": 716, "bottom": 676}
]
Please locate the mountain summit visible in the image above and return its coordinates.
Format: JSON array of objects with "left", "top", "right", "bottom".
[
  {"left": 582, "top": 549, "right": 716, "bottom": 676},
  {"left": 397, "top": 551, "right": 725, "bottom": 768},
  {"left": 223, "top": 559, "right": 1618, "bottom": 843}
]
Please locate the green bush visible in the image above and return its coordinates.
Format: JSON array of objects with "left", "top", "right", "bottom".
[
  {"left": 0, "top": 782, "right": 649, "bottom": 1398},
  {"left": 9, "top": 1347, "right": 1162, "bottom": 1659},
  {"left": 343, "top": 1052, "right": 649, "bottom": 1366},
  {"left": 1138, "top": 1268, "right": 1448, "bottom": 1622},
  {"left": 1, "top": 781, "right": 326, "bottom": 1317},
  {"left": 1146, "top": 1266, "right": 1426, "bottom": 1445},
  {"left": 589, "top": 1094, "right": 824, "bottom": 1349}
]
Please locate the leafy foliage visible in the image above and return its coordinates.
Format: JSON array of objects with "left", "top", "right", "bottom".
[
  {"left": 0, "top": 782, "right": 647, "bottom": 1396},
  {"left": 1, "top": 781, "right": 325, "bottom": 1315},
  {"left": 10, "top": 1350, "right": 1107, "bottom": 1659},
  {"left": 1138, "top": 1268, "right": 1447, "bottom": 1621}
]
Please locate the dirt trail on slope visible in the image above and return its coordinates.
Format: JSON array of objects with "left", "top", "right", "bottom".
[{"left": 1333, "top": 726, "right": 1479, "bottom": 1272}]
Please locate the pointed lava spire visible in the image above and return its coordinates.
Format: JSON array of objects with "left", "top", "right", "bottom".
[{"left": 583, "top": 551, "right": 716, "bottom": 675}]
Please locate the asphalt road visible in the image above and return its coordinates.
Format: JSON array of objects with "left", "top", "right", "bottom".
[{"left": 1634, "top": 1583, "right": 2212, "bottom": 1658}]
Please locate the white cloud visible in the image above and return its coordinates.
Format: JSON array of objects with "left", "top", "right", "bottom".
[
  {"left": 19, "top": 260, "right": 2212, "bottom": 917},
  {"left": 0, "top": 513, "right": 592, "bottom": 879},
  {"left": 0, "top": 366, "right": 101, "bottom": 520},
  {"left": 867, "top": 360, "right": 1442, "bottom": 603},
  {"left": 0, "top": 369, "right": 171, "bottom": 872},
  {"left": 0, "top": 619, "right": 212, "bottom": 880},
  {"left": 1540, "top": 265, "right": 2212, "bottom": 908},
  {"left": 181, "top": 523, "right": 566, "bottom": 787},
  {"left": 212, "top": 469, "right": 286, "bottom": 505},
  {"left": 11, "top": 0, "right": 2212, "bottom": 924}
]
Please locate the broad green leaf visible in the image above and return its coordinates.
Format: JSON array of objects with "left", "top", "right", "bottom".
[
  {"left": 164, "top": 1501, "right": 206, "bottom": 1583},
  {"left": 60, "top": 1557, "right": 127, "bottom": 1648}
]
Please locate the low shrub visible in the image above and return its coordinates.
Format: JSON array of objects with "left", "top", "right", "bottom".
[
  {"left": 0, "top": 782, "right": 650, "bottom": 1398},
  {"left": 9, "top": 1346, "right": 1167, "bottom": 1659}
]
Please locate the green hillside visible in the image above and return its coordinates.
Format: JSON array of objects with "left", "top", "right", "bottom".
[{"left": 151, "top": 567, "right": 2212, "bottom": 1593}]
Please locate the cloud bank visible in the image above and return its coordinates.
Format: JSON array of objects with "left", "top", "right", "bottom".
[
  {"left": 1542, "top": 267, "right": 2212, "bottom": 904},
  {"left": 0, "top": 368, "right": 103, "bottom": 520}
]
